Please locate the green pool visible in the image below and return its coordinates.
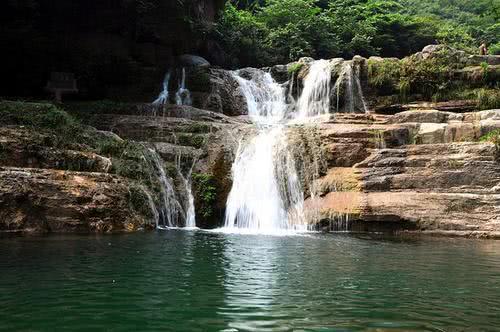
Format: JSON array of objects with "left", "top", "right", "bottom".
[{"left": 1, "top": 231, "right": 499, "bottom": 331}]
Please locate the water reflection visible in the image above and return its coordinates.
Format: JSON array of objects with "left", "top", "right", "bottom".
[
  {"left": 217, "top": 234, "right": 500, "bottom": 331},
  {"left": 1, "top": 233, "right": 500, "bottom": 331},
  {"left": 221, "top": 235, "right": 287, "bottom": 331}
]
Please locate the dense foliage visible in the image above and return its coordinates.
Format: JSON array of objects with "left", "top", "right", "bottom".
[
  {"left": 367, "top": 47, "right": 500, "bottom": 108},
  {"left": 216, "top": 0, "right": 499, "bottom": 67}
]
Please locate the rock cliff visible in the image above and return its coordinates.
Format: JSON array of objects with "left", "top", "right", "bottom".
[
  {"left": 0, "top": 45, "right": 499, "bottom": 237},
  {"left": 297, "top": 110, "right": 500, "bottom": 238}
]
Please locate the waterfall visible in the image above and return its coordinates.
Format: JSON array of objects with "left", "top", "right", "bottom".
[
  {"left": 147, "top": 149, "right": 185, "bottom": 228},
  {"left": 296, "top": 60, "right": 333, "bottom": 119},
  {"left": 176, "top": 68, "right": 192, "bottom": 106},
  {"left": 148, "top": 58, "right": 368, "bottom": 233},
  {"left": 176, "top": 154, "right": 197, "bottom": 229},
  {"left": 334, "top": 62, "right": 368, "bottom": 113},
  {"left": 223, "top": 70, "right": 308, "bottom": 234},
  {"left": 153, "top": 72, "right": 171, "bottom": 106},
  {"left": 231, "top": 69, "right": 288, "bottom": 124},
  {"left": 143, "top": 148, "right": 198, "bottom": 229}
]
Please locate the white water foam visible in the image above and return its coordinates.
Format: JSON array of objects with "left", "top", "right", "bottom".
[
  {"left": 296, "top": 59, "right": 333, "bottom": 119},
  {"left": 222, "top": 70, "right": 310, "bottom": 235}
]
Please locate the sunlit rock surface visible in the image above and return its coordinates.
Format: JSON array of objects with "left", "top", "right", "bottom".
[
  {"left": 0, "top": 168, "right": 154, "bottom": 233},
  {"left": 300, "top": 110, "right": 500, "bottom": 238}
]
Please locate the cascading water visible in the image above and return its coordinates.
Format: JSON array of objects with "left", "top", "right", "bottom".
[
  {"left": 149, "top": 57, "right": 369, "bottom": 233},
  {"left": 176, "top": 68, "right": 192, "bottom": 106},
  {"left": 153, "top": 72, "right": 171, "bottom": 106},
  {"left": 176, "top": 153, "right": 197, "bottom": 229},
  {"left": 334, "top": 62, "right": 368, "bottom": 113},
  {"left": 223, "top": 70, "right": 308, "bottom": 234},
  {"left": 231, "top": 70, "right": 288, "bottom": 124},
  {"left": 147, "top": 149, "right": 185, "bottom": 228},
  {"left": 296, "top": 59, "right": 333, "bottom": 119}
]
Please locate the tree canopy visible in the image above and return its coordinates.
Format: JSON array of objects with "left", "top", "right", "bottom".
[{"left": 216, "top": 0, "right": 500, "bottom": 68}]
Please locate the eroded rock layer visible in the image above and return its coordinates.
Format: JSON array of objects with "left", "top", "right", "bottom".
[{"left": 301, "top": 110, "right": 500, "bottom": 238}]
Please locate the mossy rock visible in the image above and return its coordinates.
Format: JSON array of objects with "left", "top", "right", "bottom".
[
  {"left": 186, "top": 67, "right": 212, "bottom": 93},
  {"left": 176, "top": 133, "right": 207, "bottom": 148}
]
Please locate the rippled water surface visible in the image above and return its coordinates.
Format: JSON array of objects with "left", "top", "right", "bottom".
[{"left": 1, "top": 231, "right": 500, "bottom": 331}]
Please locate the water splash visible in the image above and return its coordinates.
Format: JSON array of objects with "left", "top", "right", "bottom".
[
  {"left": 176, "top": 68, "right": 192, "bottom": 106},
  {"left": 153, "top": 71, "right": 171, "bottom": 106}
]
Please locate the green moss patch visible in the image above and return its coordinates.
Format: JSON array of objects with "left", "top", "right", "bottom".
[
  {"left": 288, "top": 62, "right": 304, "bottom": 75},
  {"left": 192, "top": 173, "right": 217, "bottom": 219},
  {"left": 480, "top": 129, "right": 500, "bottom": 146}
]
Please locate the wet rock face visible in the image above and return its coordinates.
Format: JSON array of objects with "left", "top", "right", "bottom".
[
  {"left": 190, "top": 69, "right": 248, "bottom": 116},
  {"left": 0, "top": 101, "right": 248, "bottom": 233},
  {"left": 73, "top": 104, "right": 248, "bottom": 230},
  {"left": 300, "top": 110, "right": 500, "bottom": 238},
  {"left": 0, "top": 168, "right": 155, "bottom": 233}
]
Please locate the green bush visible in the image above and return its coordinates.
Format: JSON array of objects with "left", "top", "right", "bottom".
[
  {"left": 368, "top": 48, "right": 466, "bottom": 100},
  {"left": 477, "top": 89, "right": 500, "bottom": 110},
  {"left": 489, "top": 43, "right": 500, "bottom": 55},
  {"left": 368, "top": 59, "right": 402, "bottom": 94},
  {"left": 0, "top": 101, "right": 102, "bottom": 149},
  {"left": 0, "top": 101, "right": 74, "bottom": 129},
  {"left": 479, "top": 129, "right": 500, "bottom": 147}
]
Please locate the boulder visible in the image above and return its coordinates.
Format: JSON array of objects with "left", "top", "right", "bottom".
[
  {"left": 177, "top": 54, "right": 211, "bottom": 68},
  {"left": 391, "top": 110, "right": 463, "bottom": 124},
  {"left": 191, "top": 69, "right": 247, "bottom": 116},
  {"left": 267, "top": 64, "right": 289, "bottom": 84},
  {"left": 468, "top": 55, "right": 500, "bottom": 66}
]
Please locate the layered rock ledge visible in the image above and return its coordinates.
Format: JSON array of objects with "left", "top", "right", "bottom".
[{"left": 300, "top": 110, "right": 500, "bottom": 238}]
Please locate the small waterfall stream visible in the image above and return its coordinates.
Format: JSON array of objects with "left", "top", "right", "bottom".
[
  {"left": 152, "top": 67, "right": 192, "bottom": 108},
  {"left": 144, "top": 148, "right": 197, "bottom": 229},
  {"left": 296, "top": 59, "right": 333, "bottom": 119},
  {"left": 153, "top": 72, "right": 171, "bottom": 106},
  {"left": 334, "top": 62, "right": 368, "bottom": 113},
  {"left": 176, "top": 68, "right": 192, "bottom": 106},
  {"left": 147, "top": 149, "right": 184, "bottom": 228},
  {"left": 176, "top": 154, "right": 197, "bottom": 229}
]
